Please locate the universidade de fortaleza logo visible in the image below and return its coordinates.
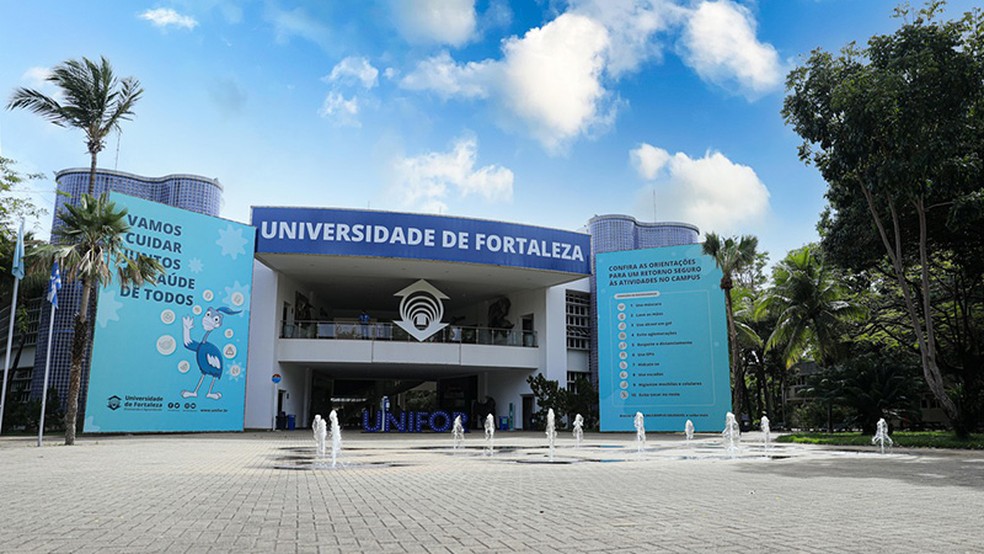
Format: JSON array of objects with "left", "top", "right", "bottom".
[
  {"left": 107, "top": 395, "right": 122, "bottom": 411},
  {"left": 393, "top": 279, "right": 448, "bottom": 342}
]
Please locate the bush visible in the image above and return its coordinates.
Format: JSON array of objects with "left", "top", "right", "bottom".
[
  {"left": 789, "top": 401, "right": 850, "bottom": 432},
  {"left": 1, "top": 387, "right": 63, "bottom": 433},
  {"left": 526, "top": 374, "right": 599, "bottom": 431}
]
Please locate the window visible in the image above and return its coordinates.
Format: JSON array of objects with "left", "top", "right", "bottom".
[
  {"left": 567, "top": 370, "right": 589, "bottom": 392},
  {"left": 566, "top": 290, "right": 591, "bottom": 350}
]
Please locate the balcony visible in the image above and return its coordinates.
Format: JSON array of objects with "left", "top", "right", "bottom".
[
  {"left": 277, "top": 320, "right": 539, "bottom": 373},
  {"left": 281, "top": 320, "right": 536, "bottom": 347}
]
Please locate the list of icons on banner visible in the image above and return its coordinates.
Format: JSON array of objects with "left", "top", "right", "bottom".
[{"left": 617, "top": 302, "right": 629, "bottom": 399}]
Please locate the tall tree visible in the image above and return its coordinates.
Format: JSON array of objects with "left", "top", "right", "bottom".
[
  {"left": 731, "top": 286, "right": 771, "bottom": 418},
  {"left": 7, "top": 56, "right": 143, "bottom": 195},
  {"left": 760, "top": 245, "right": 863, "bottom": 368},
  {"left": 782, "top": 3, "right": 984, "bottom": 433},
  {"left": 702, "top": 232, "right": 759, "bottom": 418},
  {"left": 0, "top": 156, "right": 44, "bottom": 229},
  {"left": 34, "top": 195, "right": 163, "bottom": 445},
  {"left": 1, "top": 156, "right": 45, "bottom": 302}
]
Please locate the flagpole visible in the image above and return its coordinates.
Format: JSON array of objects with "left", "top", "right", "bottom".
[
  {"left": 37, "top": 301, "right": 55, "bottom": 447},
  {"left": 0, "top": 276, "right": 19, "bottom": 433},
  {"left": 1, "top": 219, "right": 25, "bottom": 434}
]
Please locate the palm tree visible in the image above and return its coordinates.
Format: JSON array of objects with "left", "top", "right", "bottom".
[
  {"left": 759, "top": 245, "right": 863, "bottom": 369},
  {"left": 731, "top": 287, "right": 774, "bottom": 419},
  {"left": 34, "top": 195, "right": 163, "bottom": 444},
  {"left": 702, "top": 232, "right": 758, "bottom": 419},
  {"left": 7, "top": 56, "right": 143, "bottom": 195}
]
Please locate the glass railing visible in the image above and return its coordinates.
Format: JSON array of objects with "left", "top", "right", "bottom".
[{"left": 281, "top": 320, "right": 537, "bottom": 347}]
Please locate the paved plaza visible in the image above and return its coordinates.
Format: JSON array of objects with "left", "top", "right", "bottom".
[{"left": 1, "top": 430, "right": 982, "bottom": 553}]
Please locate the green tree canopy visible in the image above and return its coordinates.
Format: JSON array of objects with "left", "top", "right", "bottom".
[
  {"left": 782, "top": 2, "right": 984, "bottom": 433},
  {"left": 0, "top": 156, "right": 45, "bottom": 231},
  {"left": 760, "top": 245, "right": 864, "bottom": 369}
]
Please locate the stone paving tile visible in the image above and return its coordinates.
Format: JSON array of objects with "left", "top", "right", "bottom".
[{"left": 2, "top": 431, "right": 983, "bottom": 553}]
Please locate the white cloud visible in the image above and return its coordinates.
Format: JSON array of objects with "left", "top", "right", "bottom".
[
  {"left": 568, "top": 0, "right": 684, "bottom": 77},
  {"left": 21, "top": 67, "right": 51, "bottom": 88},
  {"left": 679, "top": 0, "right": 783, "bottom": 98},
  {"left": 319, "top": 92, "right": 360, "bottom": 127},
  {"left": 630, "top": 143, "right": 671, "bottom": 179},
  {"left": 480, "top": 0, "right": 513, "bottom": 30},
  {"left": 400, "top": 13, "right": 611, "bottom": 152},
  {"left": 325, "top": 57, "right": 379, "bottom": 89},
  {"left": 392, "top": 137, "right": 513, "bottom": 213},
  {"left": 400, "top": 51, "right": 494, "bottom": 100},
  {"left": 391, "top": 0, "right": 477, "bottom": 47},
  {"left": 631, "top": 143, "right": 770, "bottom": 233},
  {"left": 500, "top": 13, "right": 611, "bottom": 151},
  {"left": 398, "top": 0, "right": 781, "bottom": 152},
  {"left": 139, "top": 8, "right": 198, "bottom": 30}
]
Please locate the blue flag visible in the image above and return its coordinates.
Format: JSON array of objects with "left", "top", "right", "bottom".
[
  {"left": 11, "top": 220, "right": 25, "bottom": 280},
  {"left": 47, "top": 261, "right": 61, "bottom": 309}
]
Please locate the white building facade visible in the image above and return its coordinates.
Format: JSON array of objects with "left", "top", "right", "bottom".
[{"left": 243, "top": 207, "right": 697, "bottom": 432}]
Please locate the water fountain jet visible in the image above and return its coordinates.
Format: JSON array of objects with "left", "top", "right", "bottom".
[
  {"left": 572, "top": 414, "right": 584, "bottom": 449},
  {"left": 685, "top": 419, "right": 694, "bottom": 443},
  {"left": 329, "top": 409, "right": 342, "bottom": 468},
  {"left": 722, "top": 412, "right": 740, "bottom": 459},
  {"left": 313, "top": 414, "right": 327, "bottom": 460},
  {"left": 484, "top": 413, "right": 495, "bottom": 456},
  {"left": 761, "top": 416, "right": 771, "bottom": 452},
  {"left": 634, "top": 412, "right": 646, "bottom": 454},
  {"left": 452, "top": 415, "right": 465, "bottom": 452},
  {"left": 546, "top": 408, "right": 557, "bottom": 461},
  {"left": 872, "top": 418, "right": 893, "bottom": 454}
]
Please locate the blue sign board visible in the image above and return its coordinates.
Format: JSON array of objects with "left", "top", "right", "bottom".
[
  {"left": 84, "top": 193, "right": 256, "bottom": 433},
  {"left": 251, "top": 207, "right": 590, "bottom": 274},
  {"left": 597, "top": 244, "right": 731, "bottom": 432}
]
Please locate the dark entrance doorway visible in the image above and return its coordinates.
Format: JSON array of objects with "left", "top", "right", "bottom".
[
  {"left": 522, "top": 394, "right": 534, "bottom": 430},
  {"left": 310, "top": 374, "right": 333, "bottom": 423}
]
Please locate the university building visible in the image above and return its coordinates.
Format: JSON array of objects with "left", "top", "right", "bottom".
[{"left": 6, "top": 169, "right": 699, "bottom": 432}]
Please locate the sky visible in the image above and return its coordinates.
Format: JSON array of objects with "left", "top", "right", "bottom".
[{"left": 1, "top": 0, "right": 979, "bottom": 265}]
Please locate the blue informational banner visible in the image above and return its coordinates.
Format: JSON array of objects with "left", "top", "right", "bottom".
[
  {"left": 84, "top": 193, "right": 256, "bottom": 433},
  {"left": 597, "top": 244, "right": 731, "bottom": 432},
  {"left": 251, "top": 207, "right": 591, "bottom": 274}
]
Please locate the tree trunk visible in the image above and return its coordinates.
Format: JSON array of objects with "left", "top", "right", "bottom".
[
  {"left": 779, "top": 370, "right": 787, "bottom": 429},
  {"left": 860, "top": 187, "right": 959, "bottom": 427},
  {"left": 915, "top": 197, "right": 964, "bottom": 436},
  {"left": 63, "top": 279, "right": 93, "bottom": 445},
  {"left": 723, "top": 287, "right": 744, "bottom": 417},
  {"left": 756, "top": 361, "right": 768, "bottom": 418},
  {"left": 87, "top": 150, "right": 98, "bottom": 197}
]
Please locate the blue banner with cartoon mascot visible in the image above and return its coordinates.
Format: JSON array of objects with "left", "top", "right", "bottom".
[{"left": 84, "top": 193, "right": 256, "bottom": 432}]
